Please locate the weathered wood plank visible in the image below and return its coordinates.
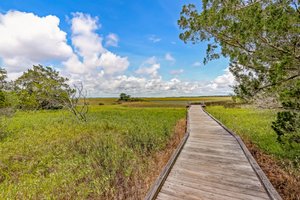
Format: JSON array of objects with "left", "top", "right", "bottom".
[
  {"left": 186, "top": 141, "right": 241, "bottom": 150},
  {"left": 183, "top": 146, "right": 246, "bottom": 159},
  {"left": 180, "top": 149, "right": 249, "bottom": 163},
  {"left": 171, "top": 163, "right": 262, "bottom": 183},
  {"left": 166, "top": 177, "right": 270, "bottom": 200},
  {"left": 167, "top": 167, "right": 265, "bottom": 191},
  {"left": 160, "top": 181, "right": 242, "bottom": 200},
  {"left": 188, "top": 138, "right": 236, "bottom": 144},
  {"left": 156, "top": 192, "right": 183, "bottom": 200},
  {"left": 177, "top": 157, "right": 254, "bottom": 172},
  {"left": 184, "top": 143, "right": 243, "bottom": 154}
]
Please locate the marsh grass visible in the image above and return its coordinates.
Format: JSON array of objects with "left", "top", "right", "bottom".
[
  {"left": 206, "top": 106, "right": 300, "bottom": 161},
  {"left": 84, "top": 96, "right": 232, "bottom": 107},
  {"left": 0, "top": 105, "right": 185, "bottom": 199}
]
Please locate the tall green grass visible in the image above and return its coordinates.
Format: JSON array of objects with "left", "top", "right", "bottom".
[
  {"left": 0, "top": 106, "right": 185, "bottom": 199},
  {"left": 206, "top": 106, "right": 300, "bottom": 163}
]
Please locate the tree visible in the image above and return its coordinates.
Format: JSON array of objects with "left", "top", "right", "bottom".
[
  {"left": 15, "top": 65, "right": 73, "bottom": 110},
  {"left": 0, "top": 68, "right": 11, "bottom": 139},
  {"left": 119, "top": 93, "right": 131, "bottom": 101},
  {"left": 0, "top": 68, "right": 19, "bottom": 113},
  {"left": 178, "top": 0, "right": 300, "bottom": 143},
  {"left": 0, "top": 68, "right": 7, "bottom": 90},
  {"left": 0, "top": 68, "right": 7, "bottom": 108},
  {"left": 0, "top": 90, "right": 5, "bottom": 108}
]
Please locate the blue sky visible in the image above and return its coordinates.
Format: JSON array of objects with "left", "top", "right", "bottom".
[{"left": 0, "top": 0, "right": 233, "bottom": 97}]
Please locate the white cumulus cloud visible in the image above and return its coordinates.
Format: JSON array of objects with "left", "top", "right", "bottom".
[
  {"left": 99, "top": 51, "right": 129, "bottom": 75},
  {"left": 0, "top": 10, "right": 235, "bottom": 97},
  {"left": 135, "top": 57, "right": 160, "bottom": 78},
  {"left": 207, "top": 68, "right": 235, "bottom": 91},
  {"left": 64, "top": 13, "right": 129, "bottom": 75},
  {"left": 0, "top": 11, "right": 73, "bottom": 72}
]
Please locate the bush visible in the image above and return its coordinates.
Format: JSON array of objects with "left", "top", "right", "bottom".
[
  {"left": 17, "top": 90, "right": 39, "bottom": 110},
  {"left": 0, "top": 119, "right": 8, "bottom": 141},
  {"left": 3, "top": 91, "right": 19, "bottom": 108},
  {"left": 119, "top": 93, "right": 131, "bottom": 101},
  {"left": 0, "top": 90, "right": 5, "bottom": 108},
  {"left": 272, "top": 111, "right": 300, "bottom": 145},
  {"left": 272, "top": 80, "right": 300, "bottom": 145},
  {"left": 118, "top": 93, "right": 144, "bottom": 102}
]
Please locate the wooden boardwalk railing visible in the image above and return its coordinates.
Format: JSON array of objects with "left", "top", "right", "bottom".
[{"left": 145, "top": 105, "right": 282, "bottom": 200}]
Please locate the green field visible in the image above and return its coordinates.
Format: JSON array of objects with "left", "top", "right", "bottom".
[
  {"left": 206, "top": 106, "right": 300, "bottom": 165},
  {"left": 2, "top": 96, "right": 297, "bottom": 199},
  {"left": 86, "top": 96, "right": 232, "bottom": 107},
  {"left": 0, "top": 96, "right": 231, "bottom": 199},
  {"left": 0, "top": 105, "right": 185, "bottom": 199}
]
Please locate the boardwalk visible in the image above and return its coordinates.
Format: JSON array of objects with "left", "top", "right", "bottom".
[{"left": 149, "top": 105, "right": 281, "bottom": 200}]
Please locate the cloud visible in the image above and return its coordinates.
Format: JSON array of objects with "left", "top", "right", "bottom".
[
  {"left": 105, "top": 33, "right": 119, "bottom": 47},
  {"left": 99, "top": 51, "right": 129, "bottom": 75},
  {"left": 63, "top": 54, "right": 86, "bottom": 74},
  {"left": 0, "top": 11, "right": 73, "bottom": 72},
  {"left": 65, "top": 12, "right": 104, "bottom": 73},
  {"left": 64, "top": 13, "right": 129, "bottom": 75},
  {"left": 148, "top": 35, "right": 161, "bottom": 43},
  {"left": 193, "top": 61, "right": 201, "bottom": 67},
  {"left": 71, "top": 12, "right": 99, "bottom": 35},
  {"left": 165, "top": 53, "right": 175, "bottom": 62},
  {"left": 135, "top": 57, "right": 160, "bottom": 78},
  {"left": 207, "top": 68, "right": 235, "bottom": 91},
  {"left": 67, "top": 62, "right": 234, "bottom": 97},
  {"left": 170, "top": 69, "right": 184, "bottom": 75},
  {"left": 71, "top": 59, "right": 234, "bottom": 97},
  {"left": 0, "top": 10, "right": 234, "bottom": 97},
  {"left": 135, "top": 64, "right": 160, "bottom": 78}
]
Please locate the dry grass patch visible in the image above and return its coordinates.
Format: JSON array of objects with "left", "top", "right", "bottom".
[
  {"left": 142, "top": 118, "right": 186, "bottom": 198},
  {"left": 245, "top": 141, "right": 300, "bottom": 200}
]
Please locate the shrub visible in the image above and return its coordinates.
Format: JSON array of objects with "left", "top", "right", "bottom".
[
  {"left": 272, "top": 111, "right": 300, "bottom": 145},
  {"left": 0, "top": 90, "right": 5, "bottom": 108}
]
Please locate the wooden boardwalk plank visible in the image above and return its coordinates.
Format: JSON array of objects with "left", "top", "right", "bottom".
[
  {"left": 167, "top": 168, "right": 266, "bottom": 193},
  {"left": 151, "top": 105, "right": 281, "bottom": 200},
  {"left": 164, "top": 178, "right": 270, "bottom": 200}
]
